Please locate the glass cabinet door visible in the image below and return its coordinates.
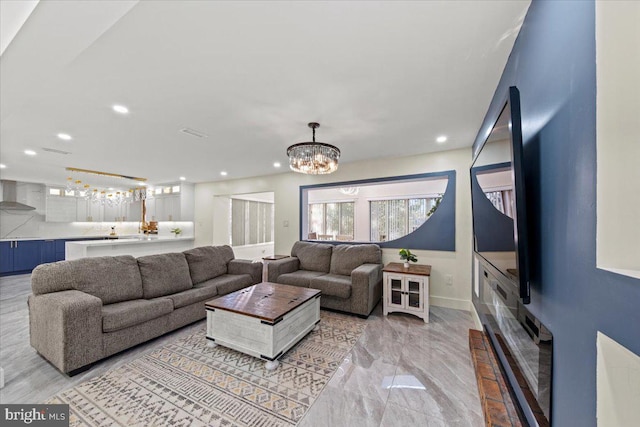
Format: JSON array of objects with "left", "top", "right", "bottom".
[
  {"left": 406, "top": 278, "right": 422, "bottom": 310},
  {"left": 389, "top": 277, "right": 403, "bottom": 306}
]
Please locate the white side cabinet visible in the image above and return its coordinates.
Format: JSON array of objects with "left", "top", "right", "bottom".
[{"left": 383, "top": 262, "right": 431, "bottom": 323}]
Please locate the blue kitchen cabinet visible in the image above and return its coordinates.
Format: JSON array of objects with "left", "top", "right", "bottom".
[
  {"left": 13, "top": 240, "right": 43, "bottom": 272},
  {"left": 0, "top": 241, "right": 14, "bottom": 274},
  {"left": 41, "top": 240, "right": 57, "bottom": 264},
  {"left": 55, "top": 239, "right": 67, "bottom": 261}
]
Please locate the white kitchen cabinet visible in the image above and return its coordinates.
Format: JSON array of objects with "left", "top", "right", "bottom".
[{"left": 146, "top": 194, "right": 181, "bottom": 221}]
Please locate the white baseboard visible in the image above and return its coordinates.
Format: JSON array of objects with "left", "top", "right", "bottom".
[
  {"left": 469, "top": 302, "right": 482, "bottom": 331},
  {"left": 429, "top": 297, "right": 483, "bottom": 331},
  {"left": 430, "top": 296, "right": 471, "bottom": 311}
]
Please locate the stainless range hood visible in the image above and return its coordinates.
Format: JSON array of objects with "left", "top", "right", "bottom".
[{"left": 0, "top": 180, "right": 36, "bottom": 210}]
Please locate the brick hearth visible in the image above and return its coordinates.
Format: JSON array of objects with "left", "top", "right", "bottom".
[{"left": 469, "top": 329, "right": 523, "bottom": 427}]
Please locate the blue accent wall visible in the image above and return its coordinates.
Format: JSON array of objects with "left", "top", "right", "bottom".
[{"left": 472, "top": 1, "right": 640, "bottom": 425}]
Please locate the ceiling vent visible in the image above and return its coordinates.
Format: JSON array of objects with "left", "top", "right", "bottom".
[
  {"left": 180, "top": 128, "right": 208, "bottom": 138},
  {"left": 42, "top": 147, "right": 71, "bottom": 155}
]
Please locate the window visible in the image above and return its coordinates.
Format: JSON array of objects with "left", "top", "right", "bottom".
[
  {"left": 230, "top": 199, "right": 274, "bottom": 246},
  {"left": 484, "top": 190, "right": 514, "bottom": 217},
  {"left": 370, "top": 197, "right": 440, "bottom": 241},
  {"left": 308, "top": 202, "right": 354, "bottom": 239}
]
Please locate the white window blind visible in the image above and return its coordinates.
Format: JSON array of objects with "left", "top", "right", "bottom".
[
  {"left": 308, "top": 202, "right": 354, "bottom": 239},
  {"left": 231, "top": 199, "right": 274, "bottom": 246},
  {"left": 370, "top": 197, "right": 439, "bottom": 241}
]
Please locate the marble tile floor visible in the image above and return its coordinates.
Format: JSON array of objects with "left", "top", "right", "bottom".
[{"left": 0, "top": 273, "right": 484, "bottom": 426}]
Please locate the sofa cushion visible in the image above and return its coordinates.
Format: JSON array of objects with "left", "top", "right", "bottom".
[
  {"left": 330, "top": 244, "right": 382, "bottom": 276},
  {"left": 166, "top": 285, "right": 219, "bottom": 309},
  {"left": 102, "top": 298, "right": 173, "bottom": 333},
  {"left": 276, "top": 270, "right": 326, "bottom": 288},
  {"left": 183, "top": 246, "right": 235, "bottom": 284},
  {"left": 203, "top": 274, "right": 254, "bottom": 295},
  {"left": 31, "top": 261, "right": 76, "bottom": 295},
  {"left": 291, "top": 241, "right": 333, "bottom": 273},
  {"left": 137, "top": 253, "right": 193, "bottom": 299},
  {"left": 309, "top": 274, "right": 352, "bottom": 299},
  {"left": 69, "top": 255, "right": 143, "bottom": 304}
]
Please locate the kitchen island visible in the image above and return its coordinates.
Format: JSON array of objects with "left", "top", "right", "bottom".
[{"left": 65, "top": 236, "right": 195, "bottom": 260}]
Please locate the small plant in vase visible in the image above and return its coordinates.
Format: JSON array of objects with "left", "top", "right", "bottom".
[
  {"left": 399, "top": 248, "right": 417, "bottom": 268},
  {"left": 171, "top": 228, "right": 182, "bottom": 237}
]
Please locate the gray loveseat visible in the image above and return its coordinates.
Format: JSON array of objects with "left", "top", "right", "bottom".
[
  {"left": 267, "top": 241, "right": 382, "bottom": 317},
  {"left": 28, "top": 245, "right": 261, "bottom": 374}
]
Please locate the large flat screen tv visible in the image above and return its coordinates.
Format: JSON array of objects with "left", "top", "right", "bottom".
[{"left": 471, "top": 86, "right": 530, "bottom": 303}]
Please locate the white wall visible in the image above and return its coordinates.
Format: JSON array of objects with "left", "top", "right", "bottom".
[
  {"left": 597, "top": 332, "right": 640, "bottom": 427},
  {"left": 195, "top": 147, "right": 473, "bottom": 310},
  {"left": 596, "top": 1, "right": 640, "bottom": 278}
]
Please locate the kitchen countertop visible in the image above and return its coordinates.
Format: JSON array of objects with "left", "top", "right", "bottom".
[
  {"left": 1, "top": 237, "right": 52, "bottom": 242},
  {"left": 66, "top": 236, "right": 194, "bottom": 246},
  {"left": 1, "top": 235, "right": 193, "bottom": 242}
]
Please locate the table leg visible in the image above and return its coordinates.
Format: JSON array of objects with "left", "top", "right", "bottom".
[{"left": 265, "top": 360, "right": 279, "bottom": 371}]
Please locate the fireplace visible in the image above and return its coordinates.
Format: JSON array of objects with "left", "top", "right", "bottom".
[{"left": 473, "top": 258, "right": 553, "bottom": 426}]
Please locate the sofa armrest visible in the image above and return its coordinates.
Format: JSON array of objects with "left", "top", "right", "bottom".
[
  {"left": 28, "top": 290, "right": 103, "bottom": 374},
  {"left": 228, "top": 259, "right": 262, "bottom": 284},
  {"left": 267, "top": 257, "right": 299, "bottom": 282},
  {"left": 350, "top": 263, "right": 383, "bottom": 316}
]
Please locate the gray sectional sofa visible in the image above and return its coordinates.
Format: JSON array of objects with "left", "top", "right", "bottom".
[
  {"left": 267, "top": 241, "right": 383, "bottom": 317},
  {"left": 28, "top": 245, "right": 261, "bottom": 374}
]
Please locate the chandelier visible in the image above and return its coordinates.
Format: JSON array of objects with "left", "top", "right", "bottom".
[
  {"left": 339, "top": 187, "right": 359, "bottom": 196},
  {"left": 65, "top": 167, "right": 149, "bottom": 207},
  {"left": 287, "top": 122, "right": 340, "bottom": 175}
]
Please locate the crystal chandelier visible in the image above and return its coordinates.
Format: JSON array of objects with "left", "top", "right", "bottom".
[
  {"left": 287, "top": 122, "right": 340, "bottom": 175},
  {"left": 65, "top": 167, "right": 148, "bottom": 207},
  {"left": 339, "top": 187, "right": 359, "bottom": 195}
]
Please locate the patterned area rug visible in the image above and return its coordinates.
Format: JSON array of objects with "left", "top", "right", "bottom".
[{"left": 47, "top": 311, "right": 367, "bottom": 426}]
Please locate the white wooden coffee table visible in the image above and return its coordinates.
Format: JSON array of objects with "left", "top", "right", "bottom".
[{"left": 205, "top": 282, "right": 321, "bottom": 370}]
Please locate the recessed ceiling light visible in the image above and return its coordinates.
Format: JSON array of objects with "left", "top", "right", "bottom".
[
  {"left": 220, "top": 171, "right": 228, "bottom": 176},
  {"left": 273, "top": 162, "right": 281, "bottom": 168},
  {"left": 57, "top": 133, "right": 72, "bottom": 141},
  {"left": 112, "top": 104, "right": 129, "bottom": 114},
  {"left": 0, "top": 164, "right": 6, "bottom": 169},
  {"left": 436, "top": 136, "right": 448, "bottom": 143},
  {"left": 139, "top": 182, "right": 147, "bottom": 186},
  {"left": 24, "top": 149, "right": 37, "bottom": 156},
  {"left": 179, "top": 176, "right": 186, "bottom": 181}
]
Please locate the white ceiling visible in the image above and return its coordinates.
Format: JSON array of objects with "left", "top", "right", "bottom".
[{"left": 0, "top": 0, "right": 530, "bottom": 187}]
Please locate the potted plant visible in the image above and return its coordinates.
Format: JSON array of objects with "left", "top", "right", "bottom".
[
  {"left": 399, "top": 248, "right": 417, "bottom": 268},
  {"left": 170, "top": 227, "right": 182, "bottom": 237}
]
